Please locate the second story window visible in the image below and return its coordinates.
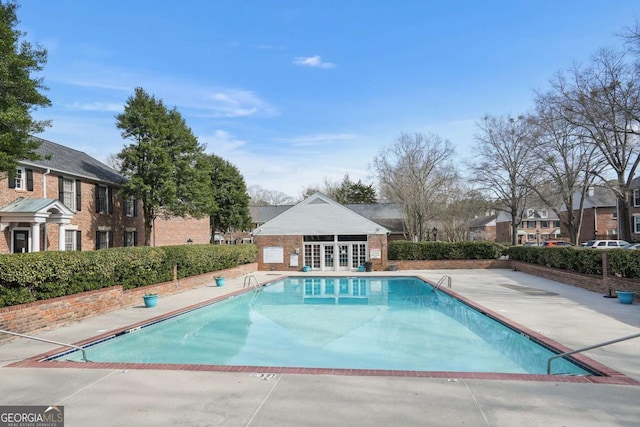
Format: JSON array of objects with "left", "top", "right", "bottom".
[
  {"left": 14, "top": 168, "right": 24, "bottom": 190},
  {"left": 634, "top": 189, "right": 640, "bottom": 207},
  {"left": 9, "top": 168, "right": 33, "bottom": 191},
  {"left": 59, "top": 177, "right": 75, "bottom": 210},
  {"left": 527, "top": 221, "right": 536, "bottom": 228},
  {"left": 95, "top": 184, "right": 114, "bottom": 214},
  {"left": 123, "top": 198, "right": 137, "bottom": 217},
  {"left": 540, "top": 221, "right": 549, "bottom": 228}
]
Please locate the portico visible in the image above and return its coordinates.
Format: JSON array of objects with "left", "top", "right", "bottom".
[{"left": 0, "top": 198, "right": 74, "bottom": 253}]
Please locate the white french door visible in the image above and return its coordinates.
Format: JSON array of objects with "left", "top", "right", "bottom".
[{"left": 304, "top": 242, "right": 368, "bottom": 271}]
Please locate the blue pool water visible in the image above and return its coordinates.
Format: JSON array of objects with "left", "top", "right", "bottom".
[{"left": 59, "top": 277, "right": 592, "bottom": 375}]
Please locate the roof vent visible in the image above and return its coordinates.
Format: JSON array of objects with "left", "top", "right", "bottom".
[{"left": 309, "top": 198, "right": 329, "bottom": 204}]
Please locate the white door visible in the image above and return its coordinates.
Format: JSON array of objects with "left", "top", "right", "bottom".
[{"left": 304, "top": 244, "right": 321, "bottom": 269}]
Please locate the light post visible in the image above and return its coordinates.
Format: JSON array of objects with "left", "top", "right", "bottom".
[
  {"left": 536, "top": 229, "right": 540, "bottom": 246},
  {"left": 432, "top": 227, "right": 438, "bottom": 241}
]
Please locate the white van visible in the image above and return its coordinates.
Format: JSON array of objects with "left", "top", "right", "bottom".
[{"left": 582, "top": 240, "right": 630, "bottom": 249}]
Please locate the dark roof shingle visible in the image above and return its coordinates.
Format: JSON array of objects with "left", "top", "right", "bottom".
[{"left": 21, "top": 136, "right": 125, "bottom": 185}]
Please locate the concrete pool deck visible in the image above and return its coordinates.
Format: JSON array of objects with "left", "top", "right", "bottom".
[{"left": 1, "top": 269, "right": 639, "bottom": 426}]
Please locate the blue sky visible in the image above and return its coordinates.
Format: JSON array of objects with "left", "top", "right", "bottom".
[{"left": 16, "top": 0, "right": 640, "bottom": 199}]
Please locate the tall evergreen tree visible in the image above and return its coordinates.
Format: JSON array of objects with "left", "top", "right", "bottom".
[
  {"left": 0, "top": 1, "right": 51, "bottom": 175},
  {"left": 206, "top": 154, "right": 251, "bottom": 240},
  {"left": 116, "top": 87, "right": 212, "bottom": 245}
]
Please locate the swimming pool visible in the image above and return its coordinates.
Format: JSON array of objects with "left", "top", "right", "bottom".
[{"left": 56, "top": 276, "right": 592, "bottom": 375}]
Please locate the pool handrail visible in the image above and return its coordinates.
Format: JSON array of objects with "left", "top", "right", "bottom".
[
  {"left": 433, "top": 275, "right": 452, "bottom": 291},
  {"left": 0, "top": 328, "right": 90, "bottom": 362},
  {"left": 243, "top": 274, "right": 259, "bottom": 289},
  {"left": 547, "top": 332, "right": 640, "bottom": 375}
]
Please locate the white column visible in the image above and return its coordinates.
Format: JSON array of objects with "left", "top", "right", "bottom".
[
  {"left": 58, "top": 224, "right": 66, "bottom": 251},
  {"left": 31, "top": 223, "right": 40, "bottom": 253}
]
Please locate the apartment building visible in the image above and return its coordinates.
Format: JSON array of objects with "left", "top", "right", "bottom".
[{"left": 0, "top": 137, "right": 209, "bottom": 253}]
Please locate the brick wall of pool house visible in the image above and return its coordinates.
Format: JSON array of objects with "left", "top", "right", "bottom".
[
  {"left": 253, "top": 234, "right": 389, "bottom": 271},
  {"left": 0, "top": 262, "right": 257, "bottom": 343},
  {"left": 254, "top": 235, "right": 303, "bottom": 271}
]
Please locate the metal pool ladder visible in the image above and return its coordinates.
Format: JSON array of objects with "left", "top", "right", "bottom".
[
  {"left": 433, "top": 275, "right": 452, "bottom": 291},
  {"left": 243, "top": 274, "right": 262, "bottom": 304},
  {"left": 0, "top": 329, "right": 90, "bottom": 362},
  {"left": 547, "top": 332, "right": 640, "bottom": 375}
]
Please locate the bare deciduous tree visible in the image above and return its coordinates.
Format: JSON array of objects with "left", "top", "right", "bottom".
[
  {"left": 373, "top": 132, "right": 456, "bottom": 241},
  {"left": 248, "top": 185, "right": 295, "bottom": 206},
  {"left": 548, "top": 48, "right": 640, "bottom": 241},
  {"left": 524, "top": 97, "right": 604, "bottom": 244},
  {"left": 469, "top": 115, "right": 534, "bottom": 245}
]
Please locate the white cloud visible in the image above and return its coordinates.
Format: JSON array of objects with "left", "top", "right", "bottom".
[
  {"left": 202, "top": 130, "right": 247, "bottom": 154},
  {"left": 293, "top": 55, "right": 336, "bottom": 69},
  {"left": 49, "top": 65, "right": 279, "bottom": 119},
  {"left": 200, "top": 88, "right": 278, "bottom": 118},
  {"left": 69, "top": 101, "right": 123, "bottom": 112}
]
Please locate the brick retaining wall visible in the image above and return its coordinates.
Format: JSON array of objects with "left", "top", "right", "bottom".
[
  {"left": 512, "top": 261, "right": 640, "bottom": 301},
  {"left": 0, "top": 262, "right": 257, "bottom": 342}
]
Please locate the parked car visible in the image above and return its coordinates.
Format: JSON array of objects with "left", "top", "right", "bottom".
[
  {"left": 541, "top": 240, "right": 575, "bottom": 247},
  {"left": 523, "top": 242, "right": 540, "bottom": 247},
  {"left": 622, "top": 243, "right": 640, "bottom": 250},
  {"left": 582, "top": 240, "right": 630, "bottom": 249}
]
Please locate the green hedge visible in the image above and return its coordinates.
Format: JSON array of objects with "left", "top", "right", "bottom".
[
  {"left": 507, "top": 246, "right": 603, "bottom": 275},
  {"left": 388, "top": 241, "right": 507, "bottom": 260},
  {"left": 0, "top": 244, "right": 257, "bottom": 308},
  {"left": 507, "top": 246, "right": 640, "bottom": 278}
]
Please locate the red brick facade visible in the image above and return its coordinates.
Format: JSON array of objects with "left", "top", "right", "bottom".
[
  {"left": 0, "top": 165, "right": 212, "bottom": 253},
  {"left": 152, "top": 215, "right": 210, "bottom": 246},
  {"left": 254, "top": 234, "right": 389, "bottom": 272},
  {"left": 577, "top": 206, "right": 619, "bottom": 242},
  {"left": 0, "top": 168, "right": 145, "bottom": 253}
]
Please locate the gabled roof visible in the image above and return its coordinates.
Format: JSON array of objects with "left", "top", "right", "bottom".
[
  {"left": 567, "top": 186, "right": 616, "bottom": 210},
  {"left": 250, "top": 202, "right": 405, "bottom": 233},
  {"left": 495, "top": 208, "right": 559, "bottom": 223},
  {"left": 469, "top": 214, "right": 497, "bottom": 228},
  {"left": 252, "top": 193, "right": 389, "bottom": 236},
  {"left": 249, "top": 205, "right": 292, "bottom": 224},
  {"left": 20, "top": 137, "right": 125, "bottom": 185}
]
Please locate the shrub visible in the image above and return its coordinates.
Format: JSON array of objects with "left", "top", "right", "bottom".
[
  {"left": 388, "top": 241, "right": 507, "bottom": 260},
  {"left": 507, "top": 246, "right": 605, "bottom": 275},
  {"left": 0, "top": 244, "right": 257, "bottom": 308}
]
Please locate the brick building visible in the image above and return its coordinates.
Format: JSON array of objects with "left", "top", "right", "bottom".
[
  {"left": 0, "top": 137, "right": 209, "bottom": 253},
  {"left": 495, "top": 207, "right": 562, "bottom": 245},
  {"left": 252, "top": 193, "right": 389, "bottom": 272},
  {"left": 630, "top": 177, "right": 640, "bottom": 242},
  {"left": 468, "top": 213, "right": 497, "bottom": 241},
  {"left": 563, "top": 186, "right": 618, "bottom": 243}
]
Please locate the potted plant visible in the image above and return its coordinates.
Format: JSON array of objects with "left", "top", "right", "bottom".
[
  {"left": 215, "top": 277, "right": 225, "bottom": 287},
  {"left": 142, "top": 292, "right": 158, "bottom": 307},
  {"left": 615, "top": 290, "right": 635, "bottom": 304},
  {"left": 302, "top": 265, "right": 310, "bottom": 272}
]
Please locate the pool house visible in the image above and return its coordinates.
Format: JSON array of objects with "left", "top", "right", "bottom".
[{"left": 252, "top": 193, "right": 390, "bottom": 272}]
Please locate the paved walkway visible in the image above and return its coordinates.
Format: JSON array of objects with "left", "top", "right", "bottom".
[{"left": 1, "top": 269, "right": 639, "bottom": 426}]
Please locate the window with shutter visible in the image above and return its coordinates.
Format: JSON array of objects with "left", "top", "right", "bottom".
[{"left": 26, "top": 169, "right": 33, "bottom": 191}]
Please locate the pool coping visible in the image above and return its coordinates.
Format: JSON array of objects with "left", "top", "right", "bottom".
[{"left": 7, "top": 274, "right": 640, "bottom": 386}]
